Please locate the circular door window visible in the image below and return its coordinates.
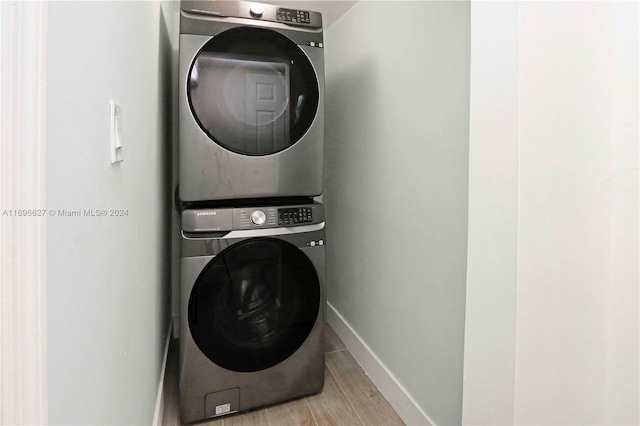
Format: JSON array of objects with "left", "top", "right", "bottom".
[
  {"left": 188, "top": 238, "right": 321, "bottom": 372},
  {"left": 188, "top": 27, "right": 320, "bottom": 156}
]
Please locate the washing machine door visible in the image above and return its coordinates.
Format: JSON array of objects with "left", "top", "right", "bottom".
[
  {"left": 188, "top": 27, "right": 319, "bottom": 156},
  {"left": 188, "top": 238, "right": 321, "bottom": 372}
]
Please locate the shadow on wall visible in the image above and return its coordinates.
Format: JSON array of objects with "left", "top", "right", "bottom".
[
  {"left": 324, "top": 55, "right": 380, "bottom": 209},
  {"left": 323, "top": 55, "right": 381, "bottom": 315},
  {"left": 157, "top": 7, "right": 174, "bottom": 341}
]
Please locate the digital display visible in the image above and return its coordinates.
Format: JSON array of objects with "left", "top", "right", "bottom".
[
  {"left": 276, "top": 8, "right": 311, "bottom": 24},
  {"left": 278, "top": 207, "right": 313, "bottom": 225}
]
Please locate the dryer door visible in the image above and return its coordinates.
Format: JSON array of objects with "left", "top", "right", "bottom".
[
  {"left": 188, "top": 27, "right": 319, "bottom": 156},
  {"left": 188, "top": 237, "right": 321, "bottom": 372}
]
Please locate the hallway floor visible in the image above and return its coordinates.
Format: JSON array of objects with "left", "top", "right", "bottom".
[{"left": 162, "top": 325, "right": 404, "bottom": 426}]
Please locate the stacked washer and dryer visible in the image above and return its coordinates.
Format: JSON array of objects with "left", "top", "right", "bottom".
[{"left": 177, "top": 1, "right": 327, "bottom": 422}]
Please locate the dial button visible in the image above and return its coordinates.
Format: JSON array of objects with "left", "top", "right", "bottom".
[
  {"left": 250, "top": 210, "right": 266, "bottom": 226},
  {"left": 250, "top": 4, "right": 264, "bottom": 17}
]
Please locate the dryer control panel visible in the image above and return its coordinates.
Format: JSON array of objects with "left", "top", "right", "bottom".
[
  {"left": 181, "top": 0, "right": 323, "bottom": 29},
  {"left": 276, "top": 8, "right": 311, "bottom": 25},
  {"left": 182, "top": 203, "right": 324, "bottom": 233}
]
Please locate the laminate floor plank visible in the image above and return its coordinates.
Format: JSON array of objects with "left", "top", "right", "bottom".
[
  {"left": 326, "top": 350, "right": 404, "bottom": 426},
  {"left": 324, "top": 325, "right": 346, "bottom": 353},
  {"left": 199, "top": 417, "right": 224, "bottom": 426},
  {"left": 306, "top": 368, "right": 363, "bottom": 426},
  {"left": 265, "top": 397, "right": 316, "bottom": 426},
  {"left": 222, "top": 408, "right": 269, "bottom": 426}
]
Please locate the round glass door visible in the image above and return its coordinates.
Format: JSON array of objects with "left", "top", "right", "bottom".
[
  {"left": 188, "top": 238, "right": 321, "bottom": 372},
  {"left": 188, "top": 27, "right": 319, "bottom": 156}
]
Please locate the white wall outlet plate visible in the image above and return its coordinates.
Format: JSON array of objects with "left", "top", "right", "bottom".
[{"left": 110, "top": 100, "right": 123, "bottom": 164}]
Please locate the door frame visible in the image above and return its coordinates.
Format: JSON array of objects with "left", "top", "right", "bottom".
[{"left": 0, "top": 1, "right": 49, "bottom": 423}]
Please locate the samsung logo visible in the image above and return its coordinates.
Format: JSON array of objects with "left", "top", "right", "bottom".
[{"left": 196, "top": 211, "right": 217, "bottom": 216}]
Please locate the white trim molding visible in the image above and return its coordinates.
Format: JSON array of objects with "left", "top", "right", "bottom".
[
  {"left": 0, "top": 1, "right": 49, "bottom": 424},
  {"left": 326, "top": 302, "right": 435, "bottom": 426}
]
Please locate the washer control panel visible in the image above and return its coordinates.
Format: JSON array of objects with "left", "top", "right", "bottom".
[{"left": 182, "top": 203, "right": 324, "bottom": 233}]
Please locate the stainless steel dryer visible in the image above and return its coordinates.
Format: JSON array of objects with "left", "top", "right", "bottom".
[
  {"left": 179, "top": 1, "right": 325, "bottom": 202},
  {"left": 179, "top": 201, "right": 326, "bottom": 423}
]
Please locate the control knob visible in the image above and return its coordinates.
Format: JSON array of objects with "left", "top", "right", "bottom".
[
  {"left": 250, "top": 210, "right": 266, "bottom": 226},
  {"left": 250, "top": 4, "right": 264, "bottom": 17}
]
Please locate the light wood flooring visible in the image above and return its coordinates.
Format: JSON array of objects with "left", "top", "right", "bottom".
[{"left": 162, "top": 325, "right": 405, "bottom": 426}]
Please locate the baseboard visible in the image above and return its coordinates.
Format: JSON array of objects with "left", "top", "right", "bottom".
[
  {"left": 326, "top": 302, "right": 435, "bottom": 426},
  {"left": 152, "top": 321, "right": 174, "bottom": 426}
]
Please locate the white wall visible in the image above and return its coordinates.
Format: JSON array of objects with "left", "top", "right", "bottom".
[
  {"left": 46, "top": 2, "right": 177, "bottom": 423},
  {"left": 324, "top": 2, "right": 470, "bottom": 424},
  {"left": 462, "top": 2, "right": 520, "bottom": 423},
  {"left": 463, "top": 2, "right": 639, "bottom": 424}
]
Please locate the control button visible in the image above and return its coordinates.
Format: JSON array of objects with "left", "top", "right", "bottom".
[
  {"left": 250, "top": 210, "right": 266, "bottom": 226},
  {"left": 250, "top": 4, "right": 264, "bottom": 17}
]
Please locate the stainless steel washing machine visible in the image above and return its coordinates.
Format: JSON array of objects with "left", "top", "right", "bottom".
[
  {"left": 179, "top": 1, "right": 325, "bottom": 202},
  {"left": 179, "top": 201, "right": 326, "bottom": 423}
]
